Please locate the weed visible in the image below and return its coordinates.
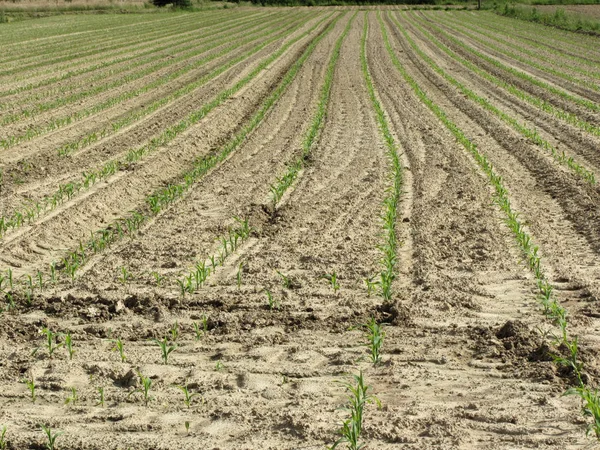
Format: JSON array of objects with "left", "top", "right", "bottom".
[
  {"left": 41, "top": 424, "right": 62, "bottom": 450},
  {"left": 154, "top": 337, "right": 176, "bottom": 364}
]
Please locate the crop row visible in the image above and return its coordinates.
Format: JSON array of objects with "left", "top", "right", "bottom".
[
  {"left": 411, "top": 12, "right": 600, "bottom": 115},
  {"left": 0, "top": 13, "right": 339, "bottom": 303},
  {"left": 0, "top": 10, "right": 247, "bottom": 100},
  {"left": 0, "top": 10, "right": 272, "bottom": 117},
  {"left": 394, "top": 12, "right": 596, "bottom": 183},
  {"left": 1, "top": 12, "right": 300, "bottom": 138},
  {"left": 0, "top": 13, "right": 326, "bottom": 238},
  {"left": 380, "top": 11, "right": 600, "bottom": 440},
  {"left": 435, "top": 13, "right": 600, "bottom": 90}
]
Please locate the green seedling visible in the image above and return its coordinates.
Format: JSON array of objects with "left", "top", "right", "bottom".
[
  {"left": 151, "top": 271, "right": 163, "bottom": 286},
  {"left": 154, "top": 337, "right": 176, "bottom": 364},
  {"left": 41, "top": 424, "right": 62, "bottom": 450},
  {"left": 170, "top": 321, "right": 179, "bottom": 342},
  {"left": 64, "top": 332, "right": 74, "bottom": 360},
  {"left": 175, "top": 384, "right": 198, "bottom": 408},
  {"left": 41, "top": 328, "right": 63, "bottom": 358},
  {"left": 119, "top": 266, "right": 131, "bottom": 285},
  {"left": 129, "top": 371, "right": 152, "bottom": 407},
  {"left": 330, "top": 371, "right": 381, "bottom": 450},
  {"left": 265, "top": 289, "right": 280, "bottom": 311},
  {"left": 185, "top": 421, "right": 190, "bottom": 434},
  {"left": 97, "top": 386, "right": 105, "bottom": 407},
  {"left": 111, "top": 337, "right": 126, "bottom": 363},
  {"left": 37, "top": 270, "right": 44, "bottom": 291},
  {"left": 322, "top": 272, "right": 340, "bottom": 293},
  {"left": 276, "top": 270, "right": 292, "bottom": 289},
  {"left": 364, "top": 277, "right": 378, "bottom": 297},
  {"left": 50, "top": 262, "right": 57, "bottom": 285},
  {"left": 361, "top": 318, "right": 385, "bottom": 365},
  {"left": 193, "top": 315, "right": 209, "bottom": 340},
  {"left": 25, "top": 377, "right": 36, "bottom": 403},
  {"left": 215, "top": 360, "right": 224, "bottom": 371},
  {"left": 565, "top": 386, "right": 600, "bottom": 439},
  {"left": 0, "top": 425, "right": 6, "bottom": 450},
  {"left": 236, "top": 261, "right": 244, "bottom": 289},
  {"left": 64, "top": 387, "right": 77, "bottom": 406}
]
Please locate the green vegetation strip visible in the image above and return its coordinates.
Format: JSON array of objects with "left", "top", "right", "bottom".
[
  {"left": 362, "top": 13, "right": 404, "bottom": 302},
  {"left": 0, "top": 13, "right": 299, "bottom": 148},
  {"left": 0, "top": 13, "right": 340, "bottom": 295},
  {"left": 380, "top": 11, "right": 600, "bottom": 440},
  {"left": 435, "top": 13, "right": 600, "bottom": 90},
  {"left": 410, "top": 11, "right": 600, "bottom": 115},
  {"left": 391, "top": 12, "right": 596, "bottom": 184},
  {"left": 0, "top": 11, "right": 276, "bottom": 123},
  {"left": 0, "top": 10, "right": 243, "bottom": 99},
  {"left": 440, "top": 13, "right": 600, "bottom": 81},
  {"left": 405, "top": 12, "right": 600, "bottom": 140},
  {"left": 269, "top": 12, "right": 355, "bottom": 205},
  {"left": 0, "top": 12, "right": 331, "bottom": 239}
]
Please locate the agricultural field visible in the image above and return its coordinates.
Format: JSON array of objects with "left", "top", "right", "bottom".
[{"left": 0, "top": 7, "right": 600, "bottom": 450}]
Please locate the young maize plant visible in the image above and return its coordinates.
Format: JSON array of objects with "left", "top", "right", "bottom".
[
  {"left": 322, "top": 272, "right": 340, "bottom": 294},
  {"left": 379, "top": 11, "right": 600, "bottom": 440},
  {"left": 64, "top": 332, "right": 75, "bottom": 360},
  {"left": 361, "top": 13, "right": 404, "bottom": 302},
  {"left": 25, "top": 377, "right": 36, "bottom": 403},
  {"left": 361, "top": 318, "right": 385, "bottom": 366},
  {"left": 265, "top": 289, "right": 281, "bottom": 311},
  {"left": 170, "top": 321, "right": 179, "bottom": 342},
  {"left": 111, "top": 337, "right": 127, "bottom": 363},
  {"left": 154, "top": 337, "right": 176, "bottom": 365},
  {"left": 40, "top": 425, "right": 62, "bottom": 450},
  {"left": 276, "top": 270, "right": 292, "bottom": 289},
  {"left": 175, "top": 384, "right": 199, "bottom": 409},
  {"left": 41, "top": 328, "right": 63, "bottom": 358},
  {"left": 64, "top": 387, "right": 78, "bottom": 406},
  {"left": 97, "top": 387, "right": 105, "bottom": 407},
  {"left": 193, "top": 315, "right": 209, "bottom": 340},
  {"left": 330, "top": 372, "right": 381, "bottom": 450},
  {"left": 0, "top": 425, "right": 6, "bottom": 450},
  {"left": 129, "top": 372, "right": 152, "bottom": 407}
]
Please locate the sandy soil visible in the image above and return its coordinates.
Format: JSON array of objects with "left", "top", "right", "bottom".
[{"left": 1, "top": 8, "right": 600, "bottom": 450}]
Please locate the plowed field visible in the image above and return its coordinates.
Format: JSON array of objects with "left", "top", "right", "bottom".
[{"left": 1, "top": 8, "right": 600, "bottom": 450}]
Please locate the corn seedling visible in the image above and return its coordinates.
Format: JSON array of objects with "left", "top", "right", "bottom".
[
  {"left": 41, "top": 328, "right": 63, "bottom": 358},
  {"left": 24, "top": 377, "right": 36, "bottom": 403},
  {"left": 265, "top": 289, "right": 280, "bottom": 311},
  {"left": 41, "top": 425, "right": 62, "bottom": 450},
  {"left": 362, "top": 318, "right": 385, "bottom": 366},
  {"left": 154, "top": 337, "right": 176, "bottom": 364},
  {"left": 364, "top": 277, "right": 378, "bottom": 297},
  {"left": 0, "top": 425, "right": 6, "bottom": 450},
  {"left": 185, "top": 421, "right": 190, "bottom": 433},
  {"left": 119, "top": 266, "right": 131, "bottom": 285},
  {"left": 97, "top": 387, "right": 105, "bottom": 407},
  {"left": 236, "top": 261, "right": 244, "bottom": 289},
  {"left": 276, "top": 270, "right": 292, "bottom": 289},
  {"left": 175, "top": 384, "right": 198, "bottom": 408},
  {"left": 330, "top": 372, "right": 381, "bottom": 450},
  {"left": 193, "top": 315, "right": 209, "bottom": 339},
  {"left": 322, "top": 272, "right": 340, "bottom": 294},
  {"left": 64, "top": 387, "right": 78, "bottom": 406},
  {"left": 170, "top": 321, "right": 179, "bottom": 342},
  {"left": 565, "top": 386, "right": 600, "bottom": 439},
  {"left": 129, "top": 372, "right": 152, "bottom": 407},
  {"left": 111, "top": 337, "right": 126, "bottom": 363},
  {"left": 215, "top": 360, "right": 224, "bottom": 371},
  {"left": 151, "top": 271, "right": 163, "bottom": 286},
  {"left": 64, "top": 332, "right": 74, "bottom": 360}
]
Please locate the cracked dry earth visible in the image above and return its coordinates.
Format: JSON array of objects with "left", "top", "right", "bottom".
[{"left": 1, "top": 7, "right": 600, "bottom": 450}]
